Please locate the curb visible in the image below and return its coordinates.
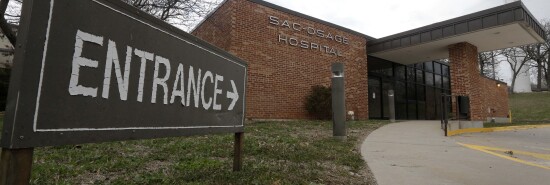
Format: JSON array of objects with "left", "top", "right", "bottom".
[{"left": 448, "top": 124, "right": 550, "bottom": 136}]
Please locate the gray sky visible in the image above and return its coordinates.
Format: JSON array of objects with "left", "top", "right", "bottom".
[
  {"left": 264, "top": 0, "right": 550, "bottom": 38},
  {"left": 263, "top": 0, "right": 549, "bottom": 84}
]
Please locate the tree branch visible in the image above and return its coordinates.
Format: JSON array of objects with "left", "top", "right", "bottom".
[{"left": 0, "top": 0, "right": 16, "bottom": 45}]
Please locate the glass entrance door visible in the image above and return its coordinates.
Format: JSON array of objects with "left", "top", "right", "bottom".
[
  {"left": 368, "top": 78, "right": 381, "bottom": 119},
  {"left": 381, "top": 80, "right": 393, "bottom": 119},
  {"left": 368, "top": 77, "right": 394, "bottom": 119}
]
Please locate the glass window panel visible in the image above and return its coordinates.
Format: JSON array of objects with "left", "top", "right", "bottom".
[
  {"left": 425, "top": 72, "right": 434, "bottom": 86},
  {"left": 425, "top": 87, "right": 436, "bottom": 120},
  {"left": 370, "top": 66, "right": 393, "bottom": 77},
  {"left": 408, "top": 101, "right": 417, "bottom": 119},
  {"left": 416, "top": 70, "right": 424, "bottom": 84},
  {"left": 396, "top": 103, "right": 407, "bottom": 120},
  {"left": 395, "top": 81, "right": 407, "bottom": 103},
  {"left": 434, "top": 63, "right": 442, "bottom": 74},
  {"left": 435, "top": 88, "right": 442, "bottom": 119},
  {"left": 395, "top": 81, "right": 407, "bottom": 120},
  {"left": 395, "top": 65, "right": 406, "bottom": 81},
  {"left": 407, "top": 67, "right": 415, "bottom": 82},
  {"left": 443, "top": 77, "right": 450, "bottom": 90},
  {"left": 445, "top": 90, "right": 452, "bottom": 114},
  {"left": 417, "top": 85, "right": 426, "bottom": 120},
  {"left": 382, "top": 82, "right": 393, "bottom": 118},
  {"left": 442, "top": 65, "right": 449, "bottom": 77},
  {"left": 384, "top": 67, "right": 393, "bottom": 77},
  {"left": 417, "top": 102, "right": 426, "bottom": 120},
  {"left": 372, "top": 69, "right": 392, "bottom": 77},
  {"left": 415, "top": 63, "right": 424, "bottom": 69},
  {"left": 435, "top": 75, "right": 442, "bottom": 88},
  {"left": 407, "top": 83, "right": 416, "bottom": 100},
  {"left": 424, "top": 62, "right": 433, "bottom": 72},
  {"left": 417, "top": 85, "right": 425, "bottom": 101}
]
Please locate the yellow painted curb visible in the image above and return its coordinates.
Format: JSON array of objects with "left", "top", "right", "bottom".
[
  {"left": 457, "top": 142, "right": 550, "bottom": 170},
  {"left": 448, "top": 124, "right": 550, "bottom": 136}
]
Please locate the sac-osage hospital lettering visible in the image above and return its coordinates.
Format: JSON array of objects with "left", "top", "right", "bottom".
[
  {"left": 69, "top": 30, "right": 239, "bottom": 111},
  {"left": 269, "top": 15, "right": 349, "bottom": 57}
]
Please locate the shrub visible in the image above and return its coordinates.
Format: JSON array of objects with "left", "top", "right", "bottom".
[{"left": 305, "top": 85, "right": 332, "bottom": 120}]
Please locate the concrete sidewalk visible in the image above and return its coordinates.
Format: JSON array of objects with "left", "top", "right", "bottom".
[{"left": 361, "top": 121, "right": 548, "bottom": 185}]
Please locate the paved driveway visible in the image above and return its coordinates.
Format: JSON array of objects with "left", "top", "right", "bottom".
[
  {"left": 454, "top": 127, "right": 550, "bottom": 170},
  {"left": 361, "top": 121, "right": 549, "bottom": 185}
]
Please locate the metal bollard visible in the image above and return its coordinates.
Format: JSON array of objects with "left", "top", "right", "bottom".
[
  {"left": 331, "top": 63, "right": 346, "bottom": 140},
  {"left": 388, "top": 90, "right": 395, "bottom": 123}
]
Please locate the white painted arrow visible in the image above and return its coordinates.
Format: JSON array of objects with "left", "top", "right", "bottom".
[{"left": 226, "top": 80, "right": 239, "bottom": 110}]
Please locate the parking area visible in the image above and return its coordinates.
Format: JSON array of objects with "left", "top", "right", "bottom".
[
  {"left": 362, "top": 121, "right": 549, "bottom": 185},
  {"left": 454, "top": 127, "right": 550, "bottom": 170}
]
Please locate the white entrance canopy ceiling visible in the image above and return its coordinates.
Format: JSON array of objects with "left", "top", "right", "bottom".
[{"left": 368, "top": 1, "right": 546, "bottom": 65}]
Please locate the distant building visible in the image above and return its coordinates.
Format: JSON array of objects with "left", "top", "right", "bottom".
[
  {"left": 513, "top": 63, "right": 532, "bottom": 93},
  {"left": 0, "top": 25, "right": 15, "bottom": 69},
  {"left": 0, "top": 25, "right": 15, "bottom": 112}
]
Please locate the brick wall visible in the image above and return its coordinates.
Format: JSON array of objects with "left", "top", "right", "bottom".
[
  {"left": 193, "top": 0, "right": 369, "bottom": 120},
  {"left": 481, "top": 77, "right": 509, "bottom": 118},
  {"left": 192, "top": 0, "right": 234, "bottom": 51},
  {"left": 449, "top": 42, "right": 509, "bottom": 121}
]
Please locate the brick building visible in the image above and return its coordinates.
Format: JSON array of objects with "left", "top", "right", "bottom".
[{"left": 192, "top": 0, "right": 546, "bottom": 121}]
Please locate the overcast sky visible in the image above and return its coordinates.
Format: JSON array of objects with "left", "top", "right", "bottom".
[
  {"left": 262, "top": 0, "right": 549, "bottom": 84},
  {"left": 264, "top": 0, "right": 550, "bottom": 38}
]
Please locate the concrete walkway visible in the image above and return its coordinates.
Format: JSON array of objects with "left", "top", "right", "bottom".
[{"left": 361, "top": 121, "right": 549, "bottom": 185}]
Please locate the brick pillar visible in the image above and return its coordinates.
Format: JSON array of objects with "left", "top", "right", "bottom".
[{"left": 448, "top": 42, "right": 484, "bottom": 121}]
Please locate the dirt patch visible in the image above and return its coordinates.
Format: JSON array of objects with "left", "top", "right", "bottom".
[
  {"left": 145, "top": 160, "right": 172, "bottom": 172},
  {"left": 75, "top": 170, "right": 127, "bottom": 185}
]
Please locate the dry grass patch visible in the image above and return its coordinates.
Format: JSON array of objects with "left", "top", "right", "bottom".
[{"left": 1, "top": 118, "right": 387, "bottom": 184}]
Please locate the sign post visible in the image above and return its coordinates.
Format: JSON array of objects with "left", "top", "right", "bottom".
[
  {"left": 233, "top": 132, "right": 244, "bottom": 171},
  {"left": 1, "top": 0, "right": 247, "bottom": 180},
  {"left": 0, "top": 148, "right": 33, "bottom": 185}
]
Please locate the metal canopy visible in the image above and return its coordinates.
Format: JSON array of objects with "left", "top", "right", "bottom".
[{"left": 368, "top": 1, "right": 546, "bottom": 65}]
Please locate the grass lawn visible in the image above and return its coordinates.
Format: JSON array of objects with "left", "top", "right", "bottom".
[
  {"left": 485, "top": 92, "right": 550, "bottom": 128},
  {"left": 0, "top": 117, "right": 387, "bottom": 184}
]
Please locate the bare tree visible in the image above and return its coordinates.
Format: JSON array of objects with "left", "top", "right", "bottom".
[
  {"left": 524, "top": 44, "right": 546, "bottom": 91},
  {"left": 478, "top": 51, "right": 501, "bottom": 79},
  {"left": 522, "top": 19, "right": 549, "bottom": 91},
  {"left": 121, "top": 0, "right": 221, "bottom": 31},
  {"left": 542, "top": 20, "right": 550, "bottom": 90},
  {"left": 3, "top": 0, "right": 221, "bottom": 31},
  {"left": 0, "top": 0, "right": 222, "bottom": 70},
  {"left": 500, "top": 47, "right": 532, "bottom": 93}
]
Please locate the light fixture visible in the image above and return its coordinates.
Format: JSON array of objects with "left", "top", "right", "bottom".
[{"left": 497, "top": 83, "right": 501, "bottom": 87}]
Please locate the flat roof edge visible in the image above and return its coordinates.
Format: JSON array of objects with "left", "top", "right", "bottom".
[{"left": 368, "top": 1, "right": 546, "bottom": 52}]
